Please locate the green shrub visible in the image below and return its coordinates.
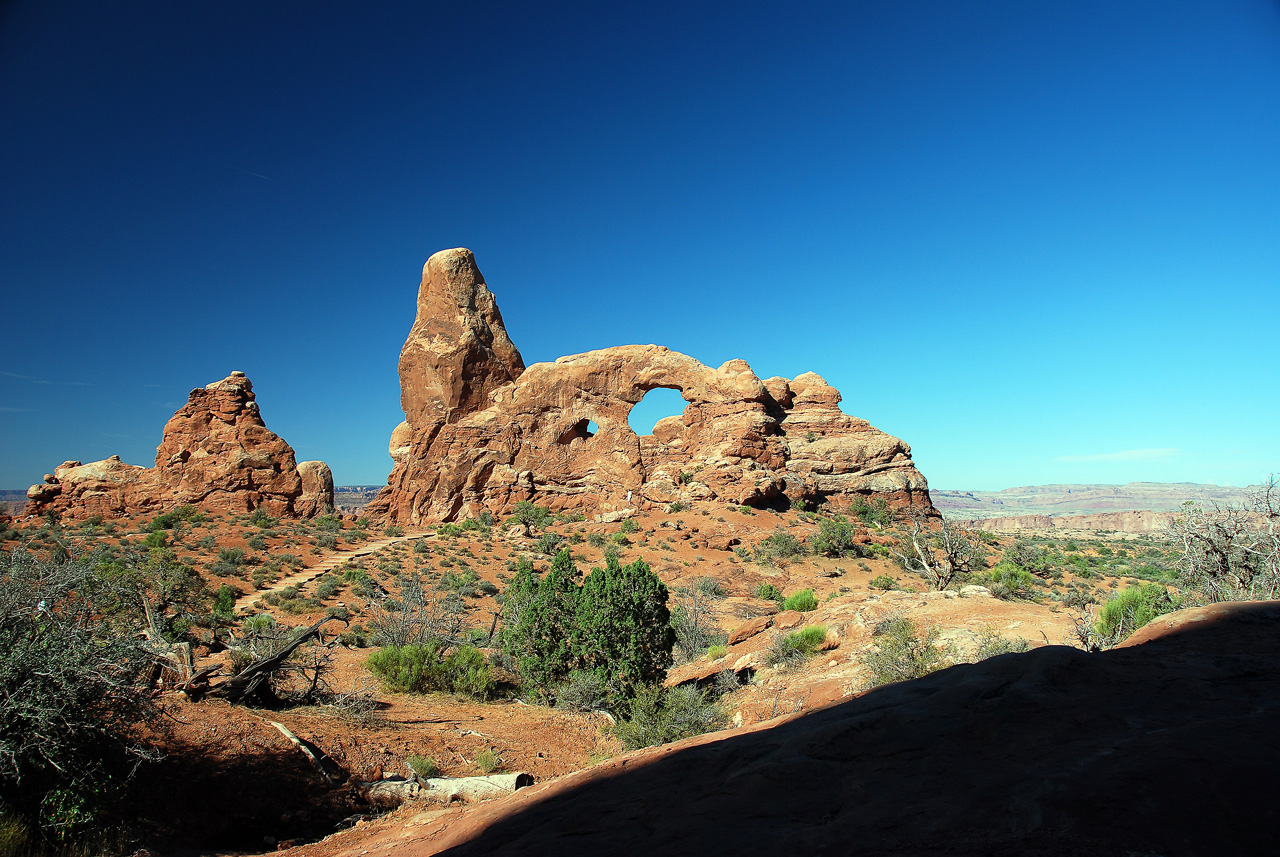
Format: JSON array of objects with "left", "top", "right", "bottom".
[
  {"left": 499, "top": 549, "right": 673, "bottom": 700},
  {"left": 753, "top": 529, "right": 806, "bottom": 566},
  {"left": 587, "top": 532, "right": 607, "bottom": 548},
  {"left": 553, "top": 669, "right": 613, "bottom": 712},
  {"left": 782, "top": 588, "right": 817, "bottom": 612},
  {"left": 538, "top": 532, "right": 565, "bottom": 555},
  {"left": 248, "top": 508, "right": 278, "bottom": 529},
  {"left": 475, "top": 748, "right": 501, "bottom": 774},
  {"left": 980, "top": 562, "right": 1037, "bottom": 600},
  {"left": 849, "top": 496, "right": 893, "bottom": 528},
  {"left": 365, "top": 642, "right": 495, "bottom": 699},
  {"left": 613, "top": 684, "right": 727, "bottom": 750},
  {"left": 706, "top": 644, "right": 728, "bottom": 660},
  {"left": 868, "top": 574, "right": 896, "bottom": 591},
  {"left": 766, "top": 625, "right": 827, "bottom": 668},
  {"left": 314, "top": 515, "right": 342, "bottom": 533},
  {"left": 972, "top": 626, "right": 1030, "bottom": 660},
  {"left": 755, "top": 583, "right": 783, "bottom": 603},
  {"left": 406, "top": 755, "right": 439, "bottom": 779},
  {"left": 694, "top": 576, "right": 723, "bottom": 597},
  {"left": 861, "top": 615, "right": 952, "bottom": 688},
  {"left": 509, "top": 501, "right": 552, "bottom": 531},
  {"left": 247, "top": 533, "right": 268, "bottom": 552},
  {"left": 142, "top": 530, "right": 168, "bottom": 549},
  {"left": 810, "top": 515, "right": 858, "bottom": 557},
  {"left": 212, "top": 584, "right": 238, "bottom": 617},
  {"left": 668, "top": 501, "right": 687, "bottom": 513},
  {"left": 1094, "top": 584, "right": 1181, "bottom": 646},
  {"left": 316, "top": 533, "right": 338, "bottom": 549},
  {"left": 384, "top": 525, "right": 405, "bottom": 537}
]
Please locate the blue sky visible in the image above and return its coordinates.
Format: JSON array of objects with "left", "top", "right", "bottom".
[{"left": 2, "top": 1, "right": 1277, "bottom": 491}]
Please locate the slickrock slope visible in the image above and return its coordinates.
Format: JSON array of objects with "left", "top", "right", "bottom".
[
  {"left": 319, "top": 601, "right": 1280, "bottom": 857},
  {"left": 25, "top": 372, "right": 333, "bottom": 520},
  {"left": 369, "top": 249, "right": 933, "bottom": 523}
]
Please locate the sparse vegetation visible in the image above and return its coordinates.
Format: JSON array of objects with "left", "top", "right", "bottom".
[
  {"left": 766, "top": 625, "right": 827, "bottom": 668},
  {"left": 365, "top": 641, "right": 495, "bottom": 698},
  {"left": 810, "top": 515, "right": 858, "bottom": 557},
  {"left": 782, "top": 588, "right": 817, "bottom": 612},
  {"left": 406, "top": 755, "right": 440, "bottom": 779},
  {"left": 972, "top": 626, "right": 1031, "bottom": 660},
  {"left": 1093, "top": 584, "right": 1182, "bottom": 647},
  {"left": 613, "top": 684, "right": 727, "bottom": 750},
  {"left": 861, "top": 615, "right": 952, "bottom": 688},
  {"left": 753, "top": 529, "right": 806, "bottom": 566}
]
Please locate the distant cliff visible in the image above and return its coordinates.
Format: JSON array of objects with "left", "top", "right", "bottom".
[{"left": 934, "top": 482, "right": 1252, "bottom": 532}]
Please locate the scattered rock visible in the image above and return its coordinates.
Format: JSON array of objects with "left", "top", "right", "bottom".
[
  {"left": 772, "top": 610, "right": 804, "bottom": 630},
  {"left": 728, "top": 615, "right": 774, "bottom": 645}
]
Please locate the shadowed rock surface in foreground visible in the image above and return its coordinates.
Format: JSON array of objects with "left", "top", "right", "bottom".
[
  {"left": 369, "top": 248, "right": 933, "bottom": 523},
  {"left": 370, "top": 602, "right": 1279, "bottom": 856}
]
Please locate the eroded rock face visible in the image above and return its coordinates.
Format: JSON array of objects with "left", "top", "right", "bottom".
[
  {"left": 369, "top": 249, "right": 933, "bottom": 524},
  {"left": 25, "top": 372, "right": 333, "bottom": 520}
]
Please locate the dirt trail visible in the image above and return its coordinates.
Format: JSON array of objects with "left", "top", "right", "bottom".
[{"left": 234, "top": 530, "right": 430, "bottom": 613}]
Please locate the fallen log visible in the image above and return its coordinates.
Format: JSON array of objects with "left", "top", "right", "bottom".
[
  {"left": 269, "top": 721, "right": 347, "bottom": 785},
  {"left": 358, "top": 773, "right": 534, "bottom": 808}
]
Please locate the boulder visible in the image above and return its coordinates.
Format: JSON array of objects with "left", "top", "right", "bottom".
[
  {"left": 297, "top": 461, "right": 336, "bottom": 517},
  {"left": 728, "top": 615, "right": 774, "bottom": 645}
]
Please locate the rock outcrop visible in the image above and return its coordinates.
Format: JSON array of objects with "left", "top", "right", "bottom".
[
  {"left": 368, "top": 248, "right": 933, "bottom": 524},
  {"left": 26, "top": 372, "right": 333, "bottom": 520}
]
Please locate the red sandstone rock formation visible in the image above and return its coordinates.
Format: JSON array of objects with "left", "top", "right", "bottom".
[
  {"left": 25, "top": 372, "right": 332, "bottom": 520},
  {"left": 368, "top": 248, "right": 934, "bottom": 524}
]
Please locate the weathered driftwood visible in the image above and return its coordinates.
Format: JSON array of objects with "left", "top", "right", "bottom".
[
  {"left": 269, "top": 721, "right": 347, "bottom": 785},
  {"left": 179, "top": 664, "right": 223, "bottom": 701},
  {"left": 358, "top": 773, "right": 533, "bottom": 808},
  {"left": 206, "top": 618, "right": 334, "bottom": 705}
]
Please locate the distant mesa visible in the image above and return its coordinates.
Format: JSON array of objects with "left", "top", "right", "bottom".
[
  {"left": 367, "top": 247, "right": 935, "bottom": 523},
  {"left": 25, "top": 371, "right": 333, "bottom": 520}
]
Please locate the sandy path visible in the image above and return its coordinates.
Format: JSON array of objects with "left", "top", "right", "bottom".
[{"left": 233, "top": 530, "right": 431, "bottom": 613}]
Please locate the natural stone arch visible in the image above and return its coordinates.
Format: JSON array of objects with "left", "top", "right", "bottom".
[{"left": 367, "top": 248, "right": 935, "bottom": 524}]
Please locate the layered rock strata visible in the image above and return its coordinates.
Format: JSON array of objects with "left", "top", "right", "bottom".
[
  {"left": 26, "top": 372, "right": 333, "bottom": 520},
  {"left": 368, "top": 248, "right": 933, "bottom": 524}
]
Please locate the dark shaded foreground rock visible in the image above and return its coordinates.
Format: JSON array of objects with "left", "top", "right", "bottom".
[
  {"left": 379, "top": 601, "right": 1280, "bottom": 856},
  {"left": 26, "top": 372, "right": 333, "bottom": 520},
  {"left": 370, "top": 249, "right": 933, "bottom": 523}
]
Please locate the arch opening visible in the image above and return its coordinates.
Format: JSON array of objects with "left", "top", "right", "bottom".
[
  {"left": 627, "top": 387, "right": 687, "bottom": 436},
  {"left": 556, "top": 418, "right": 599, "bottom": 445}
]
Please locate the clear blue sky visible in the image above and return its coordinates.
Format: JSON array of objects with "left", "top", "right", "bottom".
[{"left": 2, "top": 1, "right": 1277, "bottom": 492}]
